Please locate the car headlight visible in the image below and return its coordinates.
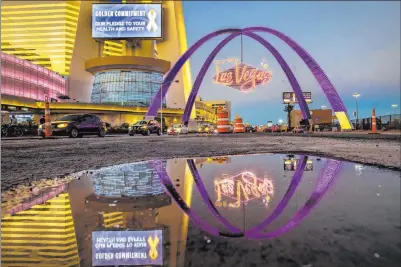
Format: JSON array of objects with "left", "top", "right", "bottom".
[
  {"left": 57, "top": 123, "right": 68, "bottom": 128},
  {"left": 205, "top": 127, "right": 209, "bottom": 131},
  {"left": 198, "top": 128, "right": 202, "bottom": 132},
  {"left": 142, "top": 125, "right": 147, "bottom": 129}
]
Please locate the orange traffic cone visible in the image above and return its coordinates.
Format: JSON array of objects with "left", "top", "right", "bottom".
[{"left": 369, "top": 107, "right": 380, "bottom": 134}]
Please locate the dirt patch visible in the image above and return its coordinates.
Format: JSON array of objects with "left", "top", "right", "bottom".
[{"left": 1, "top": 134, "right": 400, "bottom": 191}]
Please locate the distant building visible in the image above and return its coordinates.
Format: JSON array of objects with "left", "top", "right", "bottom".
[
  {"left": 201, "top": 100, "right": 232, "bottom": 121},
  {"left": 290, "top": 109, "right": 333, "bottom": 128}
]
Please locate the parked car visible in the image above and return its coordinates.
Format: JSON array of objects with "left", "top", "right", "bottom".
[
  {"left": 280, "top": 125, "right": 288, "bottom": 132},
  {"left": 109, "top": 123, "right": 130, "bottom": 134},
  {"left": 38, "top": 114, "right": 106, "bottom": 138},
  {"left": 167, "top": 124, "right": 188, "bottom": 135},
  {"left": 292, "top": 127, "right": 304, "bottom": 134},
  {"left": 198, "top": 124, "right": 214, "bottom": 134},
  {"left": 129, "top": 120, "right": 161, "bottom": 136}
]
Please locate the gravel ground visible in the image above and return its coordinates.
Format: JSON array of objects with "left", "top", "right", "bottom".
[{"left": 1, "top": 133, "right": 400, "bottom": 191}]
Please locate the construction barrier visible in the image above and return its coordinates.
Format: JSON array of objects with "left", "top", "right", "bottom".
[
  {"left": 369, "top": 107, "right": 379, "bottom": 134},
  {"left": 217, "top": 107, "right": 231, "bottom": 133},
  {"left": 234, "top": 115, "right": 245, "bottom": 133}
]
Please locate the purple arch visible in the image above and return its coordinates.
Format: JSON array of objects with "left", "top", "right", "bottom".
[
  {"left": 146, "top": 29, "right": 241, "bottom": 117},
  {"left": 182, "top": 31, "right": 311, "bottom": 124},
  {"left": 244, "top": 27, "right": 347, "bottom": 113},
  {"left": 146, "top": 27, "right": 349, "bottom": 125}
]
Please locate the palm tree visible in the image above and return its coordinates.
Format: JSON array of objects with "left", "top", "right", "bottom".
[{"left": 284, "top": 104, "right": 294, "bottom": 131}]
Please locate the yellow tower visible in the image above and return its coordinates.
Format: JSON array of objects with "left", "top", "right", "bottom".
[{"left": 1, "top": 1, "right": 81, "bottom": 75}]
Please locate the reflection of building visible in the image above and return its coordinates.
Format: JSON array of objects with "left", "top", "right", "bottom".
[
  {"left": 195, "top": 156, "right": 232, "bottom": 167},
  {"left": 92, "top": 161, "right": 166, "bottom": 198},
  {"left": 1, "top": 193, "right": 80, "bottom": 267},
  {"left": 200, "top": 100, "right": 232, "bottom": 121}
]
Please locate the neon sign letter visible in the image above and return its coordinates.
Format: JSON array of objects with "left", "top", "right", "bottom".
[{"left": 213, "top": 58, "right": 272, "bottom": 93}]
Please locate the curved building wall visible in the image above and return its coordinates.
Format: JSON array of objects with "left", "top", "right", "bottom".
[
  {"left": 91, "top": 70, "right": 166, "bottom": 107},
  {"left": 0, "top": 52, "right": 66, "bottom": 101}
]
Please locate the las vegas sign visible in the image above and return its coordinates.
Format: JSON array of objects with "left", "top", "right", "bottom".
[{"left": 213, "top": 58, "right": 272, "bottom": 93}]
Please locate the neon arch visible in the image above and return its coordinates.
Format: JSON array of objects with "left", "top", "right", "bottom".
[
  {"left": 146, "top": 27, "right": 352, "bottom": 130},
  {"left": 182, "top": 31, "right": 311, "bottom": 124}
]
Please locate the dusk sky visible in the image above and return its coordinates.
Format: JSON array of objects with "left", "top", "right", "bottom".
[{"left": 182, "top": 1, "right": 401, "bottom": 125}]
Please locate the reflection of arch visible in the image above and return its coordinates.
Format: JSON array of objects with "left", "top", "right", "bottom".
[
  {"left": 146, "top": 27, "right": 352, "bottom": 130},
  {"left": 187, "top": 156, "right": 306, "bottom": 235},
  {"left": 151, "top": 157, "right": 342, "bottom": 239}
]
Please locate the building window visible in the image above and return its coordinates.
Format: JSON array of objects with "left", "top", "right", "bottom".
[{"left": 91, "top": 70, "right": 165, "bottom": 107}]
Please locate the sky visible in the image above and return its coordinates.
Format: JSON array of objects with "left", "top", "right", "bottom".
[{"left": 182, "top": 1, "right": 401, "bottom": 125}]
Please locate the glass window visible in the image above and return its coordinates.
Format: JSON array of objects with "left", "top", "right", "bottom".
[
  {"left": 91, "top": 70, "right": 165, "bottom": 107},
  {"left": 56, "top": 115, "right": 81, "bottom": 121}
]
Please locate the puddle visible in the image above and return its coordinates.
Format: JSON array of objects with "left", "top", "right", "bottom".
[{"left": 1, "top": 154, "right": 400, "bottom": 267}]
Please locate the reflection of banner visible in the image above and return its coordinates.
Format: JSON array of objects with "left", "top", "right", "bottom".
[
  {"left": 284, "top": 159, "right": 313, "bottom": 171},
  {"left": 283, "top": 92, "right": 312, "bottom": 104},
  {"left": 92, "top": 230, "right": 163, "bottom": 266}
]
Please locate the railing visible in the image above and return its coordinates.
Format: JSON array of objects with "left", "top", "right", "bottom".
[{"left": 350, "top": 114, "right": 401, "bottom": 130}]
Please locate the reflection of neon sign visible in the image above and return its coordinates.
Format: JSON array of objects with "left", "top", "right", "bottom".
[
  {"left": 213, "top": 58, "right": 272, "bottom": 92},
  {"left": 214, "top": 171, "right": 274, "bottom": 208}
]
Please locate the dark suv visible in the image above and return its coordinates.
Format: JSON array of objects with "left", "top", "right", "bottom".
[
  {"left": 129, "top": 120, "right": 161, "bottom": 136},
  {"left": 38, "top": 114, "right": 106, "bottom": 138}
]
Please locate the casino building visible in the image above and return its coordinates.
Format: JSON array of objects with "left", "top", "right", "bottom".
[{"left": 0, "top": 0, "right": 220, "bottom": 126}]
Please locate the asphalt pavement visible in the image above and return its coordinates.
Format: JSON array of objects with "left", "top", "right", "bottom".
[{"left": 1, "top": 132, "right": 400, "bottom": 191}]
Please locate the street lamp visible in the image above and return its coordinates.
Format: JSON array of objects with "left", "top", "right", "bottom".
[
  {"left": 160, "top": 79, "right": 179, "bottom": 135},
  {"left": 391, "top": 104, "right": 398, "bottom": 114},
  {"left": 352, "top": 93, "right": 360, "bottom": 130}
]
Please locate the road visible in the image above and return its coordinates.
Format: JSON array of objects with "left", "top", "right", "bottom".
[{"left": 1, "top": 132, "right": 400, "bottom": 191}]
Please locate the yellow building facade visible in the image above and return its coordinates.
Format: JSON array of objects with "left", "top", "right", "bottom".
[{"left": 1, "top": 0, "right": 202, "bottom": 122}]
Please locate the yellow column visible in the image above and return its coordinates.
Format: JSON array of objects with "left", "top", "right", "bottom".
[
  {"left": 173, "top": 1, "right": 196, "bottom": 119},
  {"left": 135, "top": 40, "right": 154, "bottom": 58}
]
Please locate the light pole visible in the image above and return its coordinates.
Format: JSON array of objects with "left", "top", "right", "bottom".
[
  {"left": 391, "top": 104, "right": 398, "bottom": 114},
  {"left": 352, "top": 93, "right": 360, "bottom": 130},
  {"left": 160, "top": 79, "right": 179, "bottom": 135}
]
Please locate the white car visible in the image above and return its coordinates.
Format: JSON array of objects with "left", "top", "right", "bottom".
[{"left": 167, "top": 124, "right": 188, "bottom": 135}]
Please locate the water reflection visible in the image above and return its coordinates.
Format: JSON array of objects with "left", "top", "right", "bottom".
[
  {"left": 152, "top": 155, "right": 342, "bottom": 239},
  {"left": 213, "top": 171, "right": 274, "bottom": 208},
  {"left": 1, "top": 154, "right": 400, "bottom": 267}
]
